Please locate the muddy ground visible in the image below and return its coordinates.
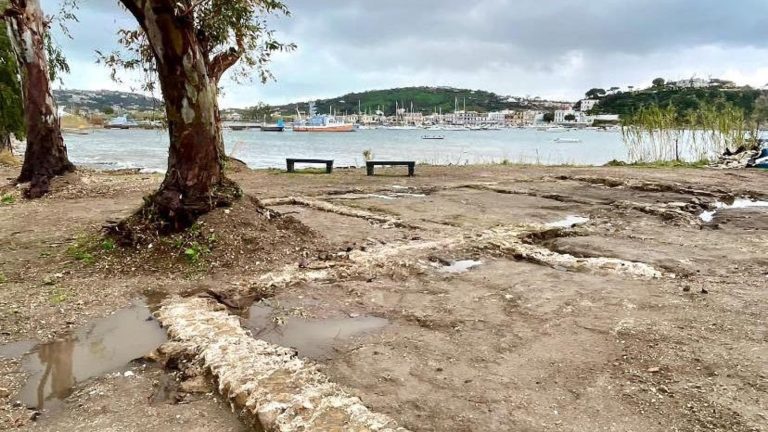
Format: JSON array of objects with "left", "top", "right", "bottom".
[{"left": 0, "top": 164, "right": 766, "bottom": 431}]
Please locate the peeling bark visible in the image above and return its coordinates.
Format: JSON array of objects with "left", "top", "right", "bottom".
[
  {"left": 120, "top": 0, "right": 241, "bottom": 230},
  {"left": 5, "top": 0, "right": 74, "bottom": 198}
]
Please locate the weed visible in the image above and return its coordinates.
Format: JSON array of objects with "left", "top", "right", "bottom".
[
  {"left": 49, "top": 287, "right": 70, "bottom": 305},
  {"left": 1, "top": 194, "right": 15, "bottom": 205},
  {"left": 101, "top": 238, "right": 117, "bottom": 251},
  {"left": 362, "top": 149, "right": 374, "bottom": 161},
  {"left": 183, "top": 242, "right": 209, "bottom": 264},
  {"left": 0, "top": 272, "right": 6, "bottom": 284},
  {"left": 66, "top": 235, "right": 100, "bottom": 265}
]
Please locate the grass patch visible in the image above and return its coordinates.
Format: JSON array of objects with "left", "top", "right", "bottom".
[
  {"left": 0, "top": 150, "right": 21, "bottom": 167},
  {"left": 0, "top": 272, "right": 7, "bottom": 284},
  {"left": 66, "top": 235, "right": 102, "bottom": 265},
  {"left": 285, "top": 167, "right": 331, "bottom": 175},
  {"left": 49, "top": 287, "right": 71, "bottom": 305},
  {"left": 604, "top": 159, "right": 710, "bottom": 168},
  {"left": 1, "top": 194, "right": 15, "bottom": 205}
]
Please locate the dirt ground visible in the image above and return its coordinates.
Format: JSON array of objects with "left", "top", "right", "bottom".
[{"left": 1, "top": 164, "right": 766, "bottom": 431}]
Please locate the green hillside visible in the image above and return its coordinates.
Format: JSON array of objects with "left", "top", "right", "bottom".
[
  {"left": 273, "top": 87, "right": 547, "bottom": 116},
  {"left": 592, "top": 87, "right": 763, "bottom": 119}
]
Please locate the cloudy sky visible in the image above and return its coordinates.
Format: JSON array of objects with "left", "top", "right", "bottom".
[{"left": 42, "top": 0, "right": 768, "bottom": 108}]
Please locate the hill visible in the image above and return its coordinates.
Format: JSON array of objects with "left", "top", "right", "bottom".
[
  {"left": 592, "top": 86, "right": 763, "bottom": 118},
  {"left": 54, "top": 90, "right": 163, "bottom": 112},
  {"left": 271, "top": 87, "right": 567, "bottom": 116}
]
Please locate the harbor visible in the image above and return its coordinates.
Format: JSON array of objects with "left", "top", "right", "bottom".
[{"left": 60, "top": 127, "right": 626, "bottom": 173}]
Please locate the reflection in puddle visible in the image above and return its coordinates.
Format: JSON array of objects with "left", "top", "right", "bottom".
[
  {"left": 546, "top": 216, "right": 590, "bottom": 229},
  {"left": 0, "top": 301, "right": 167, "bottom": 410},
  {"left": 245, "top": 305, "right": 388, "bottom": 360},
  {"left": 699, "top": 199, "right": 768, "bottom": 223},
  {"left": 439, "top": 260, "right": 483, "bottom": 274},
  {"left": 368, "top": 193, "right": 427, "bottom": 200}
]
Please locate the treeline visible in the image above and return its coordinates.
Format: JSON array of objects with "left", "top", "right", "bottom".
[
  {"left": 274, "top": 87, "right": 523, "bottom": 115},
  {"left": 592, "top": 87, "right": 763, "bottom": 119}
]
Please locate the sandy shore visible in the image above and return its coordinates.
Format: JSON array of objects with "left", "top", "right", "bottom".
[{"left": 1, "top": 164, "right": 766, "bottom": 431}]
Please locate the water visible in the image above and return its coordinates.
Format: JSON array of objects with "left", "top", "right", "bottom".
[
  {"left": 699, "top": 199, "right": 768, "bottom": 222},
  {"left": 546, "top": 216, "right": 591, "bottom": 228},
  {"left": 0, "top": 301, "right": 167, "bottom": 411},
  {"left": 245, "top": 304, "right": 389, "bottom": 360},
  {"left": 61, "top": 128, "right": 627, "bottom": 172},
  {"left": 439, "top": 260, "right": 484, "bottom": 273}
]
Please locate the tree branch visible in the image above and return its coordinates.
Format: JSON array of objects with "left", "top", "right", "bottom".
[{"left": 207, "top": 32, "right": 244, "bottom": 83}]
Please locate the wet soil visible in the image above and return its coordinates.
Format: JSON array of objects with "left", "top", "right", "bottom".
[{"left": 1, "top": 164, "right": 767, "bottom": 431}]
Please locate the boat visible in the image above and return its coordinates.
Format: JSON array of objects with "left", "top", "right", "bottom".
[
  {"left": 546, "top": 127, "right": 569, "bottom": 133},
  {"left": 422, "top": 135, "right": 445, "bottom": 140},
  {"left": 554, "top": 138, "right": 582, "bottom": 143},
  {"left": 293, "top": 103, "right": 355, "bottom": 133},
  {"left": 261, "top": 119, "right": 286, "bottom": 132},
  {"left": 105, "top": 116, "right": 139, "bottom": 130}
]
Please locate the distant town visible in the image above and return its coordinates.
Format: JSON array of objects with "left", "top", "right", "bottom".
[{"left": 53, "top": 77, "right": 762, "bottom": 132}]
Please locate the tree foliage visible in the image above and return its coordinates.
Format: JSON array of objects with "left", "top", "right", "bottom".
[
  {"left": 652, "top": 78, "right": 666, "bottom": 88},
  {"left": 593, "top": 87, "right": 763, "bottom": 120},
  {"left": 585, "top": 88, "right": 606, "bottom": 99},
  {"left": 98, "top": 0, "right": 295, "bottom": 93},
  {"left": 0, "top": 15, "right": 24, "bottom": 140}
]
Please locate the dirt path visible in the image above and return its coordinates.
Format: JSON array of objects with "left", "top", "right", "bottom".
[{"left": 1, "top": 165, "right": 766, "bottom": 431}]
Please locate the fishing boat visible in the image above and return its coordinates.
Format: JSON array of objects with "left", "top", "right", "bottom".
[
  {"left": 554, "top": 138, "right": 582, "bottom": 143},
  {"left": 293, "top": 103, "right": 355, "bottom": 133},
  {"left": 422, "top": 135, "right": 445, "bottom": 140},
  {"left": 261, "top": 119, "right": 286, "bottom": 132},
  {"left": 546, "top": 126, "right": 569, "bottom": 133},
  {"left": 105, "top": 116, "right": 139, "bottom": 130}
]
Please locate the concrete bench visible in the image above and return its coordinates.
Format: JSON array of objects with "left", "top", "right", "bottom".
[
  {"left": 366, "top": 161, "right": 416, "bottom": 177},
  {"left": 287, "top": 158, "right": 334, "bottom": 174}
]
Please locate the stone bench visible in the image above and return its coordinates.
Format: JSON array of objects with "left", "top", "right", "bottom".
[
  {"left": 286, "top": 158, "right": 334, "bottom": 174},
  {"left": 366, "top": 161, "right": 416, "bottom": 177}
]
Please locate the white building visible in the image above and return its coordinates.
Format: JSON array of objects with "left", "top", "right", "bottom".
[
  {"left": 555, "top": 110, "right": 580, "bottom": 123},
  {"left": 579, "top": 99, "right": 600, "bottom": 112}
]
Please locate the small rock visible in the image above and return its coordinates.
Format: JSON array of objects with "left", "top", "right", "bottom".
[
  {"left": 348, "top": 313, "right": 360, "bottom": 318},
  {"left": 123, "top": 371, "right": 135, "bottom": 377},
  {"left": 682, "top": 286, "right": 691, "bottom": 293},
  {"left": 647, "top": 367, "right": 661, "bottom": 373},
  {"left": 0, "top": 387, "right": 10, "bottom": 398},
  {"left": 700, "top": 288, "right": 709, "bottom": 295}
]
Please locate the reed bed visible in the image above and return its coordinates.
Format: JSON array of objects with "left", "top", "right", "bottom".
[{"left": 621, "top": 102, "right": 757, "bottom": 163}]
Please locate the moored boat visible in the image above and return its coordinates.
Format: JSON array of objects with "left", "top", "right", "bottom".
[{"left": 294, "top": 102, "right": 355, "bottom": 132}]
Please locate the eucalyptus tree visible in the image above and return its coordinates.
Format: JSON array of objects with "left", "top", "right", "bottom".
[
  {"left": 1, "top": 0, "right": 74, "bottom": 197},
  {"left": 0, "top": 17, "right": 24, "bottom": 155},
  {"left": 105, "top": 0, "right": 293, "bottom": 231}
]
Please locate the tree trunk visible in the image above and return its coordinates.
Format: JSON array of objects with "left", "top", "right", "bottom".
[
  {"left": 120, "top": 1, "right": 240, "bottom": 231},
  {"left": 0, "top": 131, "right": 11, "bottom": 154},
  {"left": 5, "top": 0, "right": 74, "bottom": 198}
]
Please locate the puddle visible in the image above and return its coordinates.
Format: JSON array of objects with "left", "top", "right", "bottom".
[
  {"left": 367, "top": 192, "right": 427, "bottom": 200},
  {"left": 699, "top": 199, "right": 768, "bottom": 222},
  {"left": 368, "top": 194, "right": 397, "bottom": 200},
  {"left": 439, "top": 260, "right": 484, "bottom": 274},
  {"left": 245, "top": 305, "right": 389, "bottom": 360},
  {"left": 546, "top": 216, "right": 590, "bottom": 228},
  {"left": 0, "top": 301, "right": 167, "bottom": 411}
]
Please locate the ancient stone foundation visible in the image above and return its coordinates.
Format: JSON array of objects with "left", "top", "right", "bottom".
[{"left": 156, "top": 298, "right": 409, "bottom": 432}]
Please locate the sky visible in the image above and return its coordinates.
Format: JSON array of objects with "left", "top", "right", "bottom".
[{"left": 42, "top": 0, "right": 768, "bottom": 108}]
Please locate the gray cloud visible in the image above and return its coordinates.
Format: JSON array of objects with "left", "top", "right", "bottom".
[{"left": 41, "top": 0, "right": 768, "bottom": 107}]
